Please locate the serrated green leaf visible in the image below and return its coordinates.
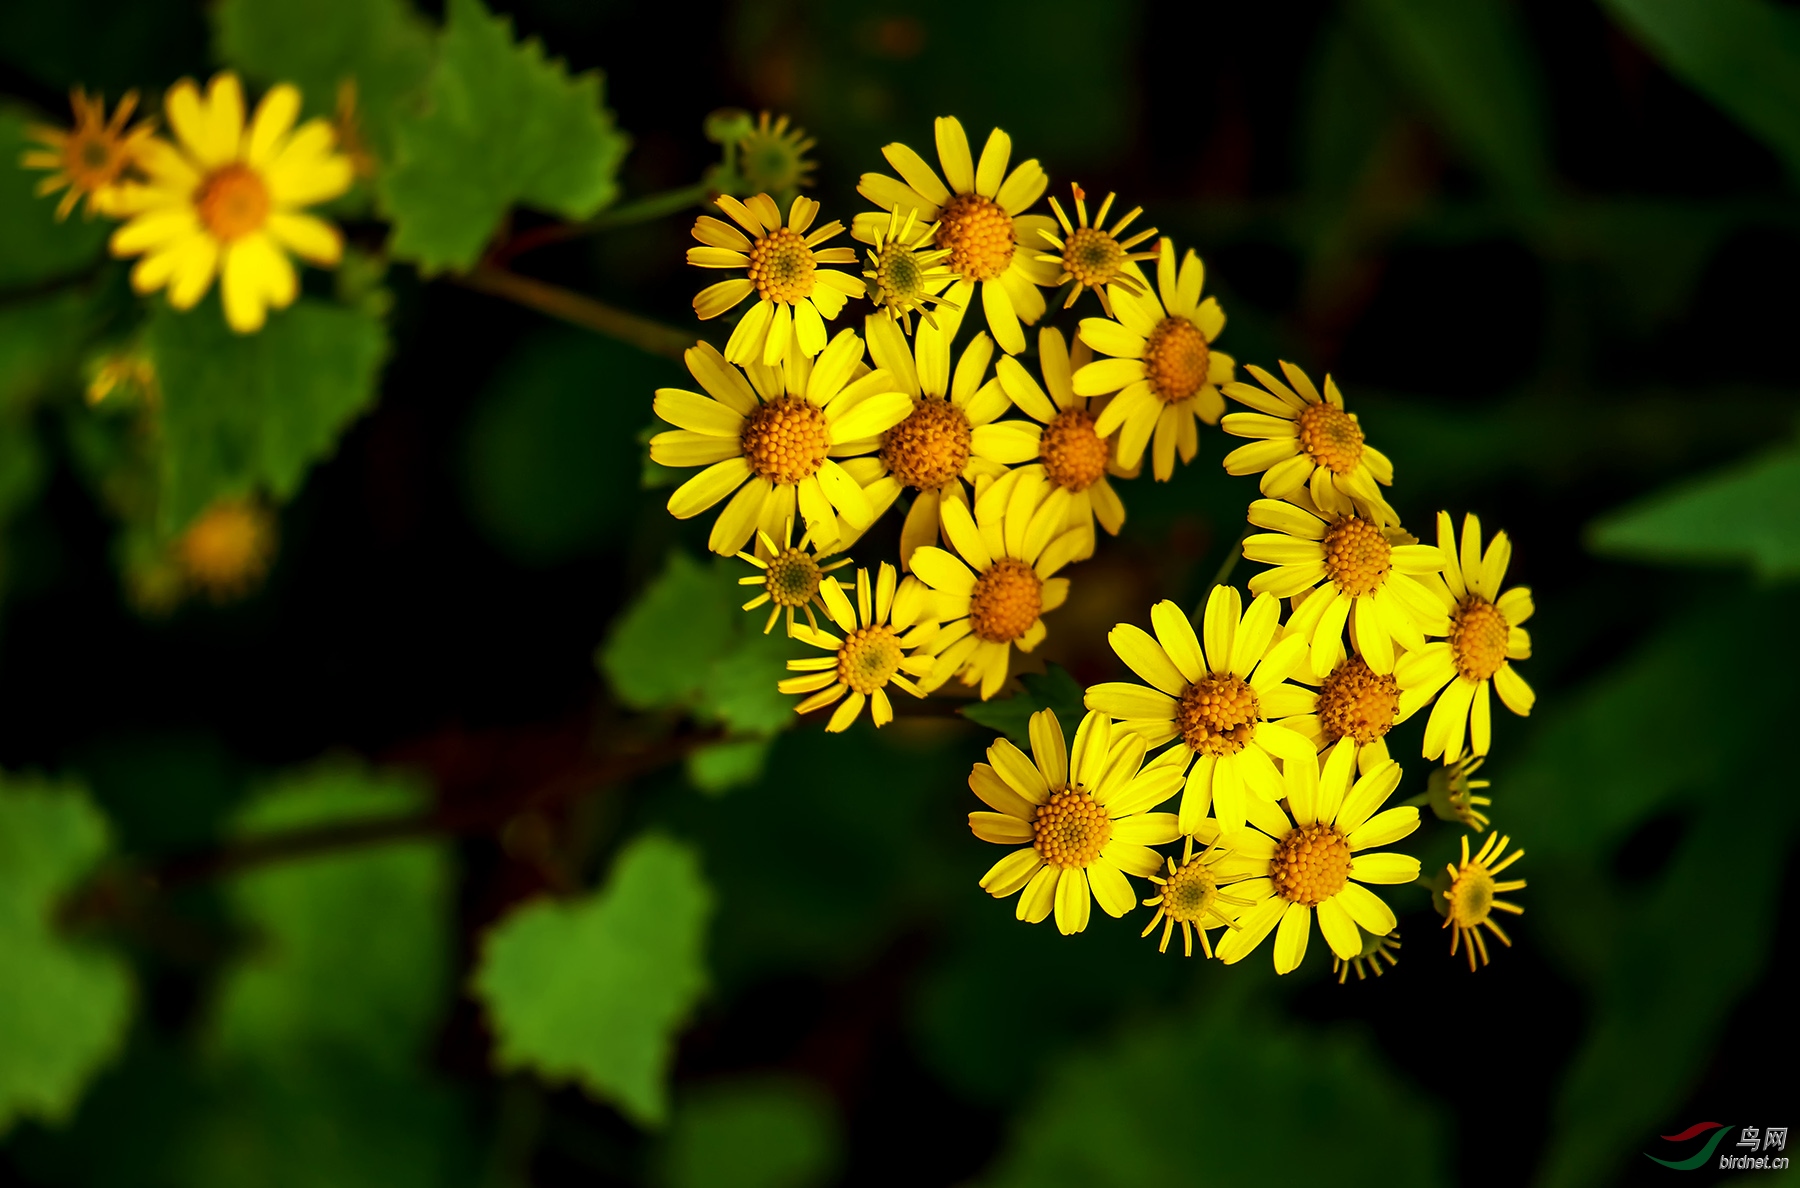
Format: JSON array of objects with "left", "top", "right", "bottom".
[
  {"left": 656, "top": 1076, "right": 841, "bottom": 1188},
  {"left": 380, "top": 0, "right": 629, "bottom": 271},
  {"left": 474, "top": 832, "right": 712, "bottom": 1126},
  {"left": 145, "top": 295, "right": 386, "bottom": 533},
  {"left": 1587, "top": 441, "right": 1800, "bottom": 580},
  {"left": 210, "top": 764, "right": 451, "bottom": 1073},
  {"left": 0, "top": 775, "right": 133, "bottom": 1133},
  {"left": 213, "top": 0, "right": 432, "bottom": 161},
  {"left": 959, "top": 664, "right": 1085, "bottom": 745},
  {"left": 0, "top": 109, "right": 113, "bottom": 289}
]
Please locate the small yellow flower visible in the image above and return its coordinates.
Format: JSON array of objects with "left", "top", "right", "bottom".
[
  {"left": 21, "top": 87, "right": 155, "bottom": 220},
  {"left": 992, "top": 327, "right": 1130, "bottom": 557},
  {"left": 1075, "top": 238, "right": 1235, "bottom": 481},
  {"left": 735, "top": 111, "right": 817, "bottom": 196},
  {"left": 910, "top": 469, "right": 1084, "bottom": 700},
  {"left": 854, "top": 116, "right": 1060, "bottom": 355},
  {"left": 1394, "top": 512, "right": 1536, "bottom": 761},
  {"left": 689, "top": 193, "right": 862, "bottom": 367},
  {"left": 1242, "top": 490, "right": 1444, "bottom": 678},
  {"left": 1139, "top": 828, "right": 1254, "bottom": 957},
  {"left": 1214, "top": 738, "right": 1422, "bottom": 975},
  {"left": 1440, "top": 832, "right": 1525, "bottom": 971},
  {"left": 1083, "top": 586, "right": 1318, "bottom": 835},
  {"left": 86, "top": 346, "right": 159, "bottom": 407},
  {"left": 1282, "top": 651, "right": 1437, "bottom": 773},
  {"left": 107, "top": 72, "right": 353, "bottom": 333},
  {"left": 779, "top": 563, "right": 938, "bottom": 731},
  {"left": 649, "top": 333, "right": 914, "bottom": 556},
  {"left": 734, "top": 517, "right": 851, "bottom": 636},
  {"left": 970, "top": 708, "right": 1183, "bottom": 936},
  {"left": 1333, "top": 929, "right": 1401, "bottom": 983},
  {"left": 858, "top": 206, "right": 958, "bottom": 333},
  {"left": 178, "top": 497, "right": 277, "bottom": 601},
  {"left": 1221, "top": 362, "right": 1397, "bottom": 525},
  {"left": 1035, "top": 183, "right": 1157, "bottom": 316},
  {"left": 1427, "top": 752, "right": 1493, "bottom": 831}
]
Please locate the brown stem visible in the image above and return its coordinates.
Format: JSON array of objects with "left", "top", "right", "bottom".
[{"left": 455, "top": 264, "right": 696, "bottom": 361}]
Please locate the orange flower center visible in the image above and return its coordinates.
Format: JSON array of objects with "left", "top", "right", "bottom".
[
  {"left": 1272, "top": 822, "right": 1352, "bottom": 906},
  {"left": 935, "top": 193, "right": 1015, "bottom": 282},
  {"left": 740, "top": 397, "right": 830, "bottom": 484},
  {"left": 881, "top": 398, "right": 971, "bottom": 491},
  {"left": 1032, "top": 787, "right": 1111, "bottom": 869},
  {"left": 747, "top": 226, "right": 816, "bottom": 304},
  {"left": 196, "top": 163, "right": 271, "bottom": 242},
  {"left": 1297, "top": 401, "right": 1365, "bottom": 475},
  {"left": 1142, "top": 317, "right": 1210, "bottom": 402},
  {"left": 1450, "top": 596, "right": 1509, "bottom": 682},
  {"left": 1317, "top": 656, "right": 1400, "bottom": 746},
  {"left": 1062, "top": 226, "right": 1125, "bottom": 288},
  {"left": 1321, "top": 516, "right": 1391, "bottom": 598},
  {"left": 179, "top": 500, "right": 275, "bottom": 598},
  {"left": 837, "top": 624, "right": 903, "bottom": 694},
  {"left": 968, "top": 557, "right": 1042, "bottom": 644},
  {"left": 1039, "top": 407, "right": 1109, "bottom": 492},
  {"left": 1175, "top": 674, "right": 1259, "bottom": 757}
]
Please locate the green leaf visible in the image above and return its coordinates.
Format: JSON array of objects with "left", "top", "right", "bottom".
[
  {"left": 959, "top": 664, "right": 1086, "bottom": 745},
  {"left": 0, "top": 108, "right": 113, "bottom": 289},
  {"left": 145, "top": 295, "right": 387, "bottom": 533},
  {"left": 0, "top": 774, "right": 133, "bottom": 1133},
  {"left": 684, "top": 737, "right": 772, "bottom": 796},
  {"left": 210, "top": 763, "right": 451, "bottom": 1073},
  {"left": 474, "top": 831, "right": 713, "bottom": 1126},
  {"left": 656, "top": 1076, "right": 841, "bottom": 1188},
  {"left": 1587, "top": 441, "right": 1800, "bottom": 580},
  {"left": 380, "top": 0, "right": 629, "bottom": 272},
  {"left": 0, "top": 288, "right": 94, "bottom": 413},
  {"left": 213, "top": 0, "right": 433, "bottom": 161},
  {"left": 1601, "top": 0, "right": 1800, "bottom": 187}
]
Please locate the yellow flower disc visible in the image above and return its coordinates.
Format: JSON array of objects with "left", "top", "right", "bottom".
[
  {"left": 935, "top": 193, "right": 1015, "bottom": 282},
  {"left": 1032, "top": 788, "right": 1112, "bottom": 869},
  {"left": 747, "top": 226, "right": 817, "bottom": 303},
  {"left": 1317, "top": 656, "right": 1400, "bottom": 746},
  {"left": 1450, "top": 597, "right": 1509, "bottom": 682},
  {"left": 1175, "top": 674, "right": 1259, "bottom": 757},
  {"left": 740, "top": 397, "right": 830, "bottom": 483},
  {"left": 1142, "top": 316, "right": 1210, "bottom": 402},
  {"left": 1321, "top": 516, "right": 1391, "bottom": 597},
  {"left": 1272, "top": 822, "right": 1352, "bottom": 907},
  {"left": 1297, "top": 401, "right": 1365, "bottom": 474},
  {"left": 968, "top": 557, "right": 1042, "bottom": 644},
  {"left": 1039, "top": 407, "right": 1109, "bottom": 492},
  {"left": 1447, "top": 861, "right": 1496, "bottom": 928},
  {"left": 881, "top": 400, "right": 972, "bottom": 491},
  {"left": 1157, "top": 858, "right": 1220, "bottom": 924},
  {"left": 764, "top": 547, "right": 822, "bottom": 607},
  {"left": 1061, "top": 226, "right": 1126, "bottom": 289},
  {"left": 196, "top": 163, "right": 272, "bottom": 240},
  {"left": 837, "top": 624, "right": 903, "bottom": 694}
]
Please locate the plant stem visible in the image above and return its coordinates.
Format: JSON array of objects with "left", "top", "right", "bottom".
[
  {"left": 1193, "top": 527, "right": 1252, "bottom": 624},
  {"left": 457, "top": 264, "right": 695, "bottom": 360},
  {"left": 492, "top": 181, "right": 716, "bottom": 263}
]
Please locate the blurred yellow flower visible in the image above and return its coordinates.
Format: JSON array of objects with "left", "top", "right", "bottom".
[
  {"left": 1221, "top": 362, "right": 1396, "bottom": 525},
  {"left": 178, "top": 497, "right": 277, "bottom": 601},
  {"left": 21, "top": 87, "right": 154, "bottom": 220},
  {"left": 736, "top": 111, "right": 817, "bottom": 196},
  {"left": 779, "top": 563, "right": 938, "bottom": 731},
  {"left": 1440, "top": 831, "right": 1525, "bottom": 971},
  {"left": 734, "top": 516, "right": 851, "bottom": 636}
]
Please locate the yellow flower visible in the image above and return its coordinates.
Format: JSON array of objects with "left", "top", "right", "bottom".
[
  {"left": 1243, "top": 491, "right": 1444, "bottom": 678},
  {"left": 1083, "top": 586, "right": 1318, "bottom": 835},
  {"left": 779, "top": 563, "right": 938, "bottom": 731},
  {"left": 1139, "top": 827, "right": 1255, "bottom": 957},
  {"left": 992, "top": 327, "right": 1130, "bottom": 557},
  {"left": 178, "top": 497, "right": 277, "bottom": 601},
  {"left": 970, "top": 708, "right": 1183, "bottom": 935},
  {"left": 1034, "top": 183, "right": 1157, "bottom": 316},
  {"left": 689, "top": 193, "right": 863, "bottom": 366},
  {"left": 1221, "top": 362, "right": 1397, "bottom": 525},
  {"left": 1281, "top": 651, "right": 1438, "bottom": 773},
  {"left": 649, "top": 333, "right": 914, "bottom": 556},
  {"left": 734, "top": 516, "right": 851, "bottom": 636},
  {"left": 910, "top": 469, "right": 1084, "bottom": 699},
  {"left": 1394, "top": 512, "right": 1536, "bottom": 761},
  {"left": 21, "top": 87, "right": 155, "bottom": 220},
  {"left": 107, "top": 72, "right": 353, "bottom": 333},
  {"left": 838, "top": 316, "right": 1037, "bottom": 568},
  {"left": 1074, "top": 238, "right": 1235, "bottom": 481},
  {"left": 86, "top": 346, "right": 159, "bottom": 407},
  {"left": 858, "top": 206, "right": 958, "bottom": 333},
  {"left": 735, "top": 111, "right": 817, "bottom": 196},
  {"left": 1214, "top": 738, "right": 1421, "bottom": 975},
  {"left": 1426, "top": 752, "right": 1493, "bottom": 831},
  {"left": 1333, "top": 929, "right": 1401, "bottom": 984},
  {"left": 854, "top": 116, "right": 1060, "bottom": 355},
  {"left": 1440, "top": 832, "right": 1525, "bottom": 971}
]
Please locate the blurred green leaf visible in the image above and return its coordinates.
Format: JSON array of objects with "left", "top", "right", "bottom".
[
  {"left": 213, "top": 0, "right": 433, "bottom": 160},
  {"left": 656, "top": 1076, "right": 841, "bottom": 1188},
  {"left": 474, "top": 831, "right": 713, "bottom": 1126},
  {"left": 1587, "top": 441, "right": 1800, "bottom": 580},
  {"left": 0, "top": 774, "right": 133, "bottom": 1133},
  {"left": 684, "top": 737, "right": 772, "bottom": 796},
  {"left": 0, "top": 290, "right": 93, "bottom": 413},
  {"left": 211, "top": 764, "right": 451, "bottom": 1073},
  {"left": 959, "top": 664, "right": 1084, "bottom": 745},
  {"left": 380, "top": 0, "right": 629, "bottom": 271},
  {"left": 1601, "top": 0, "right": 1800, "bottom": 187},
  {"left": 975, "top": 992, "right": 1448, "bottom": 1187},
  {"left": 0, "top": 109, "right": 114, "bottom": 289},
  {"left": 146, "top": 295, "right": 386, "bottom": 533}
]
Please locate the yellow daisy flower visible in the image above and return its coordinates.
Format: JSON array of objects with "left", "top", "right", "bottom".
[
  {"left": 911, "top": 469, "right": 1084, "bottom": 700},
  {"left": 1333, "top": 929, "right": 1401, "bottom": 983},
  {"left": 735, "top": 111, "right": 817, "bottom": 196},
  {"left": 1083, "top": 586, "right": 1318, "bottom": 835},
  {"left": 1440, "top": 832, "right": 1525, "bottom": 971},
  {"left": 858, "top": 206, "right": 958, "bottom": 333},
  {"left": 1074, "top": 238, "right": 1235, "bottom": 481},
  {"left": 1393, "top": 512, "right": 1536, "bottom": 761},
  {"left": 970, "top": 707, "right": 1183, "bottom": 935},
  {"left": 106, "top": 72, "right": 353, "bottom": 333},
  {"left": 21, "top": 87, "right": 155, "bottom": 221},
  {"left": 993, "top": 327, "right": 1130, "bottom": 557},
  {"left": 1214, "top": 738, "right": 1422, "bottom": 975},
  {"left": 779, "top": 563, "right": 938, "bottom": 731},
  {"left": 841, "top": 315, "right": 1039, "bottom": 568},
  {"left": 1221, "top": 362, "right": 1397, "bottom": 525},
  {"left": 854, "top": 116, "right": 1060, "bottom": 355},
  {"left": 1243, "top": 492, "right": 1445, "bottom": 678},
  {"left": 1034, "top": 183, "right": 1157, "bottom": 316},
  {"left": 1139, "top": 827, "right": 1255, "bottom": 957},
  {"left": 734, "top": 517, "right": 852, "bottom": 636},
  {"left": 649, "top": 333, "right": 914, "bottom": 556},
  {"left": 689, "top": 193, "right": 863, "bottom": 367},
  {"left": 1282, "top": 650, "right": 1438, "bottom": 772}
]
